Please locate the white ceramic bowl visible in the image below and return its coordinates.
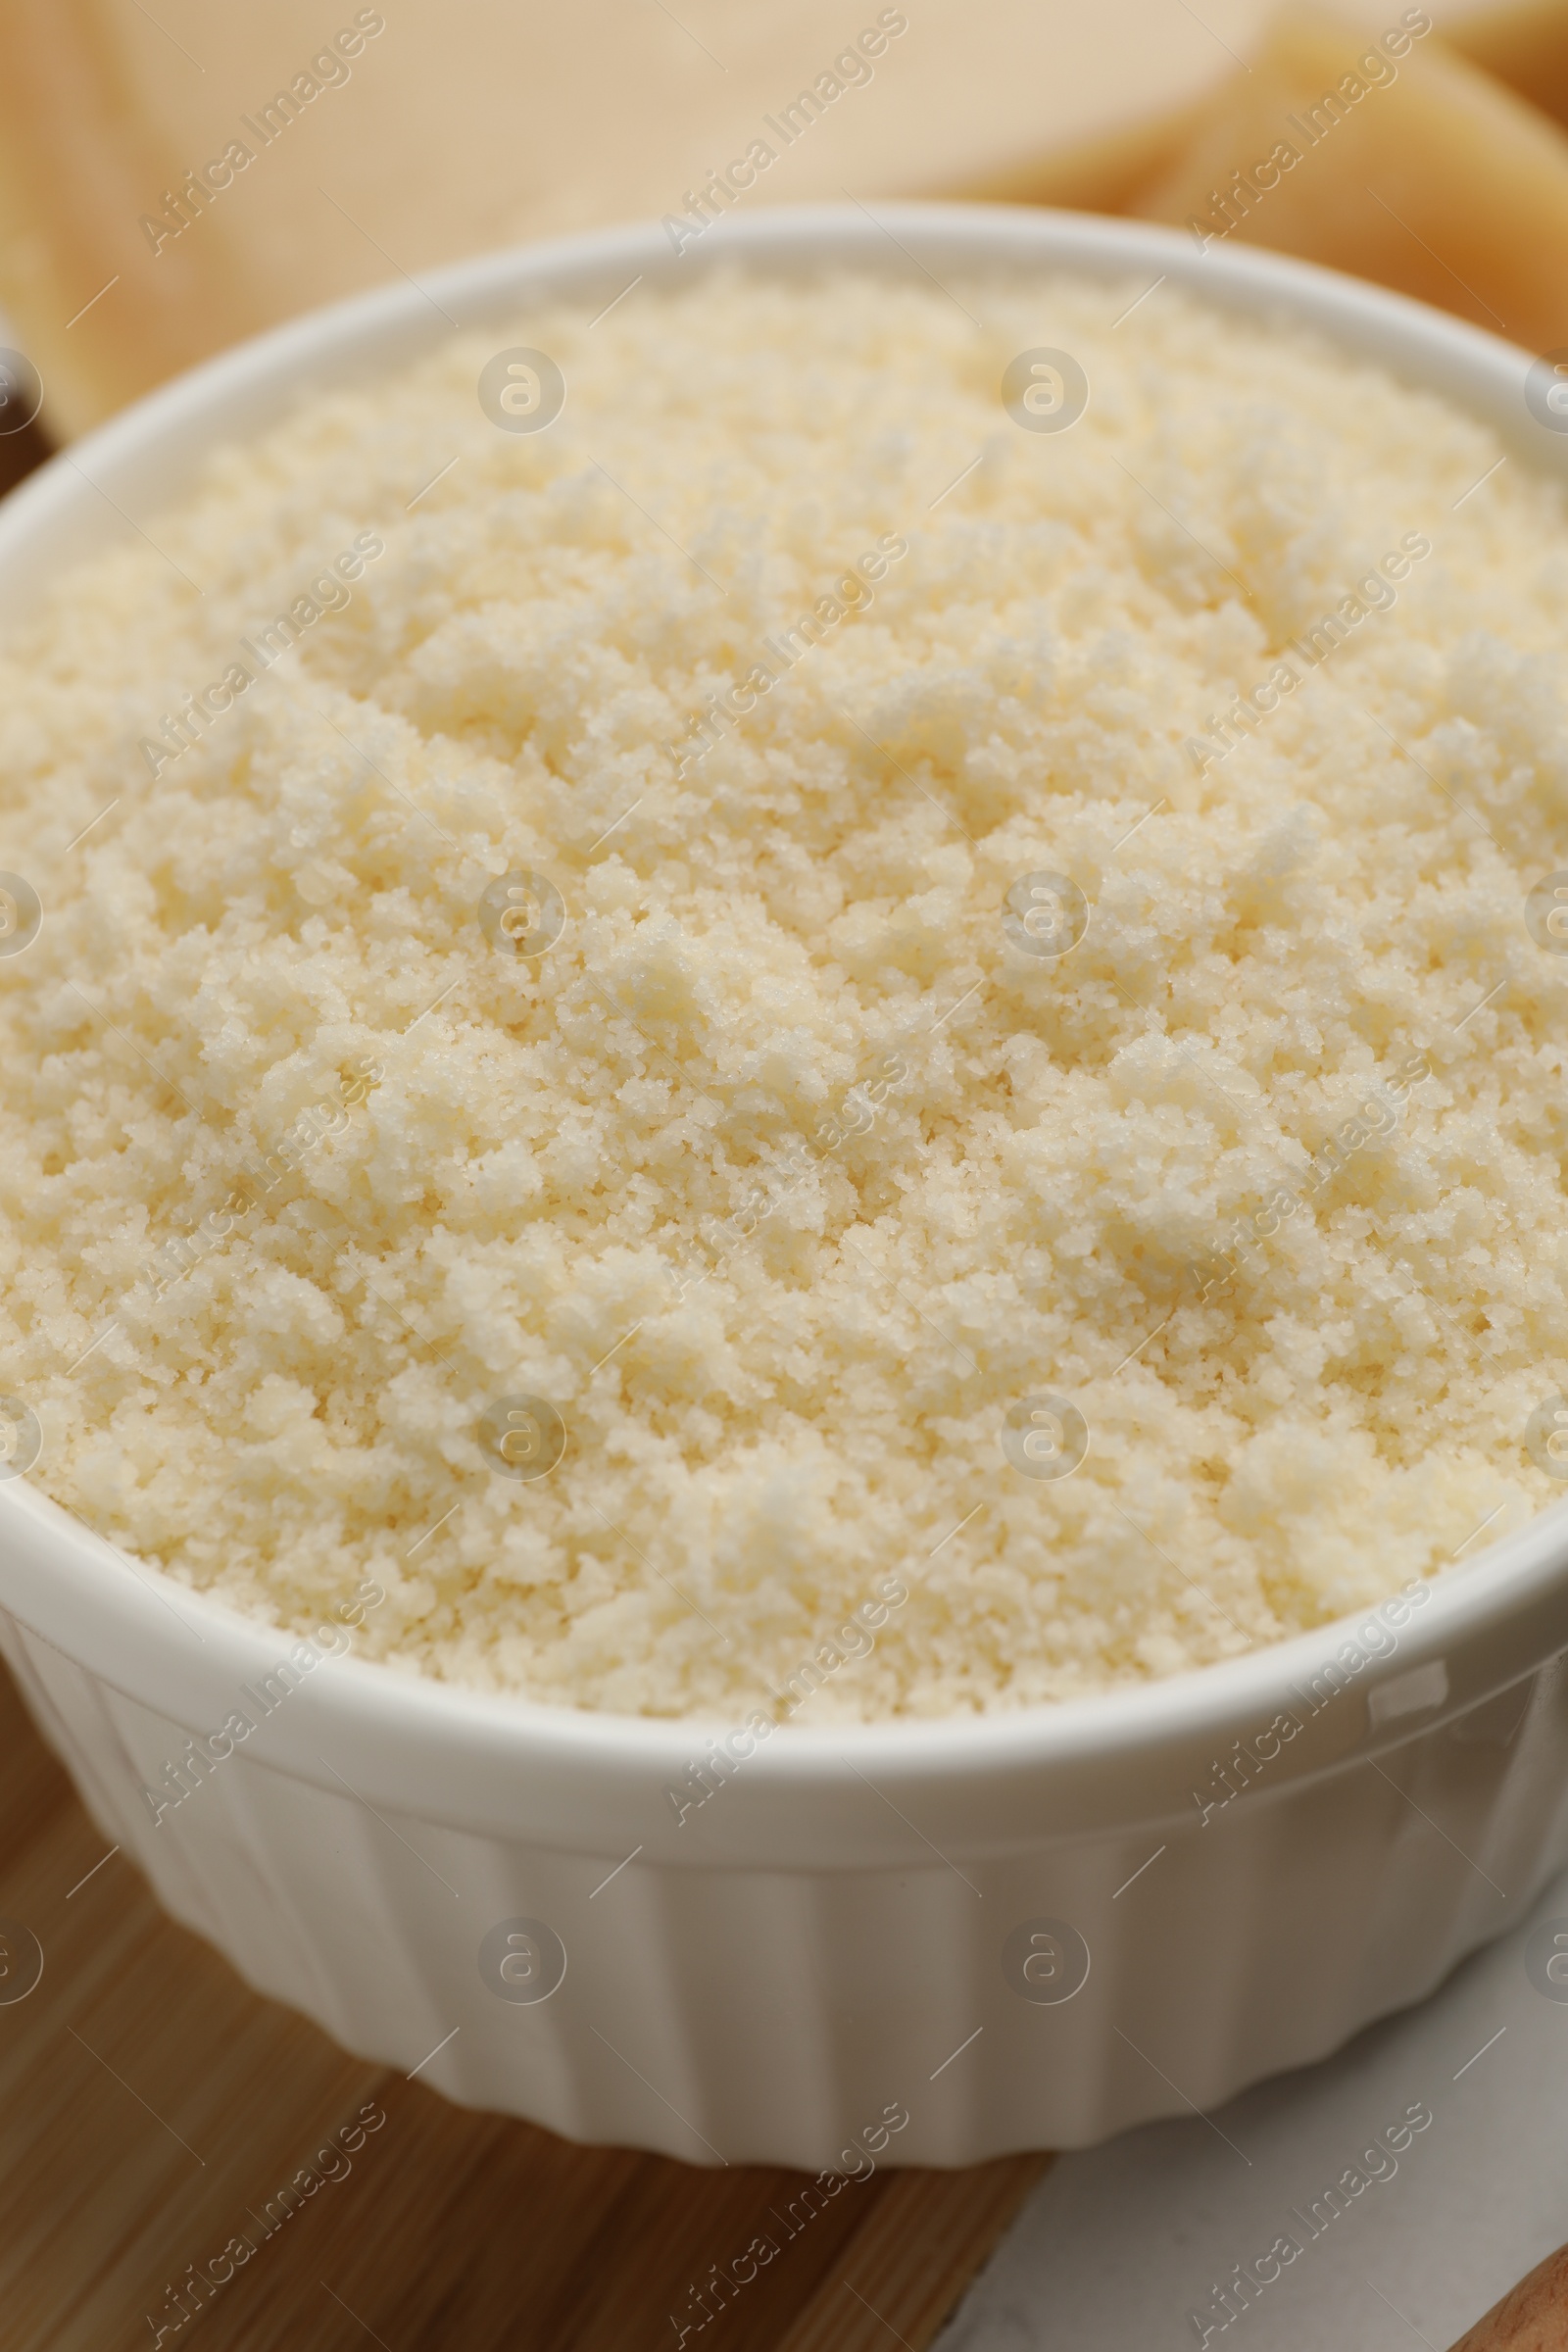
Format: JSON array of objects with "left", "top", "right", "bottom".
[{"left": 4, "top": 205, "right": 1568, "bottom": 2170}]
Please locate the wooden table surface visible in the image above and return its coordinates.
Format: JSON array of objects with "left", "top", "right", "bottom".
[{"left": 0, "top": 1658, "right": 1046, "bottom": 2351}]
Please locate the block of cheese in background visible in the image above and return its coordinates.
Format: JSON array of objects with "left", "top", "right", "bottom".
[
  {"left": 0, "top": 0, "right": 1560, "bottom": 440},
  {"left": 0, "top": 0, "right": 1276, "bottom": 438},
  {"left": 1126, "top": 5, "right": 1568, "bottom": 352},
  {"left": 1442, "top": 0, "right": 1568, "bottom": 121}
]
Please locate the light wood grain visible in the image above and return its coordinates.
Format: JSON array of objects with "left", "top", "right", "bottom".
[
  {"left": 0, "top": 1660, "right": 1044, "bottom": 2350},
  {"left": 1450, "top": 2243, "right": 1568, "bottom": 2351}
]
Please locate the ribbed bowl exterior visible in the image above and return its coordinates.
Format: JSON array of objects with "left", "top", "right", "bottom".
[
  {"left": 5, "top": 203, "right": 1568, "bottom": 2167},
  {"left": 7, "top": 1609, "right": 1567, "bottom": 2167}
]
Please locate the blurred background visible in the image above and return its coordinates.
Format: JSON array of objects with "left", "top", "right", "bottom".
[
  {"left": 3, "top": 4, "right": 1568, "bottom": 2347},
  {"left": 2, "top": 0, "right": 1567, "bottom": 452}
]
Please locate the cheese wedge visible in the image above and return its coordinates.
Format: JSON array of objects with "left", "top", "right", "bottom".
[
  {"left": 1127, "top": 7, "right": 1568, "bottom": 353},
  {"left": 0, "top": 0, "right": 1276, "bottom": 438},
  {"left": 1446, "top": 0, "right": 1568, "bottom": 126}
]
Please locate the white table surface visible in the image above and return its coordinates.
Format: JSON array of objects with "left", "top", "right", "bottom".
[{"left": 935, "top": 1865, "right": 1568, "bottom": 2351}]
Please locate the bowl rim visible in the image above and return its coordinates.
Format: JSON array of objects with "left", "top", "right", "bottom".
[{"left": 2, "top": 197, "right": 1565, "bottom": 1795}]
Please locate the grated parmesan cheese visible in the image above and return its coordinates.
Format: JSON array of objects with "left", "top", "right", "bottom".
[{"left": 2, "top": 268, "right": 1566, "bottom": 1720}]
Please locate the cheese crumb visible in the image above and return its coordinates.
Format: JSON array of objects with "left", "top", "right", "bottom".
[{"left": 1, "top": 269, "right": 1564, "bottom": 1720}]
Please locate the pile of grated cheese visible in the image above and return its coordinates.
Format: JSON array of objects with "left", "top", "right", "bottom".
[{"left": 3, "top": 269, "right": 1566, "bottom": 1720}]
